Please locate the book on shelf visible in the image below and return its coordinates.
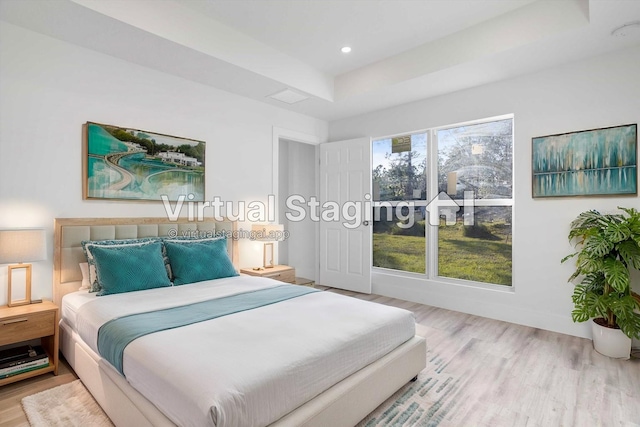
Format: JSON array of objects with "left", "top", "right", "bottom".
[
  {"left": 0, "top": 344, "right": 42, "bottom": 364},
  {"left": 0, "top": 357, "right": 50, "bottom": 379},
  {"left": 0, "top": 344, "right": 47, "bottom": 367},
  {"left": 0, "top": 345, "right": 32, "bottom": 364},
  {"left": 0, "top": 345, "right": 48, "bottom": 372}
]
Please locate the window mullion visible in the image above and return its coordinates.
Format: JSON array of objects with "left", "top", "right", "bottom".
[{"left": 427, "top": 129, "right": 439, "bottom": 279}]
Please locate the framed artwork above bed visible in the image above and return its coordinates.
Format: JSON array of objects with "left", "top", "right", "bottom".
[{"left": 83, "top": 122, "right": 205, "bottom": 201}]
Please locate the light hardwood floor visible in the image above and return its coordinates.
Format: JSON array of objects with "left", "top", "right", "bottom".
[
  {"left": 0, "top": 357, "right": 77, "bottom": 427},
  {"left": 327, "top": 287, "right": 640, "bottom": 427},
  {"left": 1, "top": 289, "right": 638, "bottom": 427}
]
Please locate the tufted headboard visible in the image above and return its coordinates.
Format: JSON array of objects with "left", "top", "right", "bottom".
[{"left": 53, "top": 217, "right": 238, "bottom": 308}]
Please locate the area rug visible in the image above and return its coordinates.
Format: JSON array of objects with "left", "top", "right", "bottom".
[
  {"left": 21, "top": 380, "right": 113, "bottom": 427},
  {"left": 355, "top": 361, "right": 461, "bottom": 427},
  {"left": 19, "top": 368, "right": 445, "bottom": 427},
  {"left": 21, "top": 375, "right": 445, "bottom": 427}
]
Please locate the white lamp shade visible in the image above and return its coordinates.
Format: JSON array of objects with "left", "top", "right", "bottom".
[
  {"left": 0, "top": 229, "right": 47, "bottom": 263},
  {"left": 251, "top": 224, "right": 285, "bottom": 241}
]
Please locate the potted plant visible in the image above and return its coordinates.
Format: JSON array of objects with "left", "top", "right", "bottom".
[{"left": 562, "top": 206, "right": 640, "bottom": 359}]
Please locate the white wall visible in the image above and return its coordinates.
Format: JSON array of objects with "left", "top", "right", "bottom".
[
  {"left": 0, "top": 22, "right": 328, "bottom": 306},
  {"left": 329, "top": 45, "right": 640, "bottom": 339}
]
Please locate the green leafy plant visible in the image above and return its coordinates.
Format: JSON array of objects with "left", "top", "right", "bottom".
[{"left": 561, "top": 207, "right": 640, "bottom": 339}]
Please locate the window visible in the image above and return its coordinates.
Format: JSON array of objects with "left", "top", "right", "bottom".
[
  {"left": 436, "top": 118, "right": 513, "bottom": 285},
  {"left": 372, "top": 133, "right": 427, "bottom": 274},
  {"left": 372, "top": 116, "right": 513, "bottom": 286}
]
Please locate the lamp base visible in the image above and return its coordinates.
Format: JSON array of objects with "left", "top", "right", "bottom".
[
  {"left": 7, "top": 263, "right": 32, "bottom": 307},
  {"left": 263, "top": 242, "right": 275, "bottom": 269}
]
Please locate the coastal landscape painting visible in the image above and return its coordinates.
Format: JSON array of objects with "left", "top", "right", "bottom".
[
  {"left": 532, "top": 124, "right": 637, "bottom": 198},
  {"left": 84, "top": 122, "right": 205, "bottom": 201}
]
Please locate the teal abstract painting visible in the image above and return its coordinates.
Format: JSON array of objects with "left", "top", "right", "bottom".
[
  {"left": 532, "top": 124, "right": 637, "bottom": 198},
  {"left": 84, "top": 122, "right": 205, "bottom": 201}
]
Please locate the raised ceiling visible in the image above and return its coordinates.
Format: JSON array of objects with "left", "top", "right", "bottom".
[{"left": 1, "top": 0, "right": 639, "bottom": 121}]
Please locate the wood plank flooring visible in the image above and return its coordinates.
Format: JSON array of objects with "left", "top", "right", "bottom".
[
  {"left": 0, "top": 357, "right": 77, "bottom": 427},
  {"left": 325, "top": 287, "right": 640, "bottom": 427},
  {"left": 1, "top": 288, "right": 638, "bottom": 427}
]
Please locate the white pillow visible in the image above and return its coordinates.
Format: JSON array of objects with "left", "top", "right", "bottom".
[{"left": 79, "top": 262, "right": 90, "bottom": 290}]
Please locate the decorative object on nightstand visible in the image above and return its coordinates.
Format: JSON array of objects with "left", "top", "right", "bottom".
[
  {"left": 0, "top": 301, "right": 59, "bottom": 385},
  {"left": 250, "top": 224, "right": 285, "bottom": 268},
  {"left": 240, "top": 265, "right": 295, "bottom": 284},
  {"left": 0, "top": 229, "right": 46, "bottom": 307}
]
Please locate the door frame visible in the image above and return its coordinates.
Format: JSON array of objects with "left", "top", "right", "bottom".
[{"left": 272, "top": 127, "right": 322, "bottom": 282}]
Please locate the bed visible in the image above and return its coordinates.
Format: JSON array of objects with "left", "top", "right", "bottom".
[{"left": 54, "top": 217, "right": 426, "bottom": 427}]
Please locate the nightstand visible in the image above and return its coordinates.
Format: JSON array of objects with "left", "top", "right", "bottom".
[
  {"left": 0, "top": 301, "right": 59, "bottom": 386},
  {"left": 240, "top": 265, "right": 295, "bottom": 284}
]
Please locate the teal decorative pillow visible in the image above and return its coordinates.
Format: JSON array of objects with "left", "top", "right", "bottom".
[
  {"left": 81, "top": 238, "right": 169, "bottom": 292},
  {"left": 164, "top": 238, "right": 238, "bottom": 286},
  {"left": 161, "top": 234, "right": 224, "bottom": 279},
  {"left": 91, "top": 242, "right": 172, "bottom": 296}
]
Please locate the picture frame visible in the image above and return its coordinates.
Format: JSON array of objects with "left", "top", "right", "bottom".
[
  {"left": 532, "top": 124, "right": 637, "bottom": 198},
  {"left": 83, "top": 122, "right": 205, "bottom": 201}
]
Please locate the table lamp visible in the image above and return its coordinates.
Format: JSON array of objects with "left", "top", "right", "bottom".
[
  {"left": 0, "top": 229, "right": 46, "bottom": 306},
  {"left": 251, "top": 224, "right": 284, "bottom": 269}
]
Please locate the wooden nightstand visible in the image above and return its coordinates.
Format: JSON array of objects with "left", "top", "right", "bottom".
[
  {"left": 240, "top": 265, "right": 295, "bottom": 284},
  {"left": 0, "top": 301, "right": 59, "bottom": 386}
]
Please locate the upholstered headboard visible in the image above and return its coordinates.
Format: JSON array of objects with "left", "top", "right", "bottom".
[{"left": 53, "top": 217, "right": 238, "bottom": 308}]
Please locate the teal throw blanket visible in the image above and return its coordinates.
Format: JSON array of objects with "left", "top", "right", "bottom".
[{"left": 97, "top": 284, "right": 318, "bottom": 374}]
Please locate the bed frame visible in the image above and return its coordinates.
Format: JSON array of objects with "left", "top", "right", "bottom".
[{"left": 54, "top": 217, "right": 427, "bottom": 427}]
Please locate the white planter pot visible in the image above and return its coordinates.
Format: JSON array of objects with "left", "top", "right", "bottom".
[{"left": 591, "top": 319, "right": 631, "bottom": 359}]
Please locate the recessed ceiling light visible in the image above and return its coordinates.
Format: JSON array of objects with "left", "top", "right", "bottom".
[
  {"left": 341, "top": 46, "right": 352, "bottom": 54},
  {"left": 611, "top": 21, "right": 640, "bottom": 37}
]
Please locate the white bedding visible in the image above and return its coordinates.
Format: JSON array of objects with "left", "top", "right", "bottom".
[
  {"left": 67, "top": 276, "right": 415, "bottom": 427},
  {"left": 61, "top": 289, "right": 95, "bottom": 331}
]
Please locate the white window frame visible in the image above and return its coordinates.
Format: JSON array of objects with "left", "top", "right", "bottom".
[{"left": 372, "top": 114, "right": 515, "bottom": 289}]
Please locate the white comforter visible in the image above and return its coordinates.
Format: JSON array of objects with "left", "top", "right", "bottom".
[{"left": 74, "top": 276, "right": 415, "bottom": 427}]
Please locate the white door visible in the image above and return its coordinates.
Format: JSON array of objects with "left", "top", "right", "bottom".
[{"left": 319, "top": 137, "right": 372, "bottom": 293}]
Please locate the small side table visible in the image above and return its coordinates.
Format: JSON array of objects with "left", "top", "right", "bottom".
[
  {"left": 0, "top": 301, "right": 59, "bottom": 386},
  {"left": 240, "top": 265, "right": 296, "bottom": 284}
]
